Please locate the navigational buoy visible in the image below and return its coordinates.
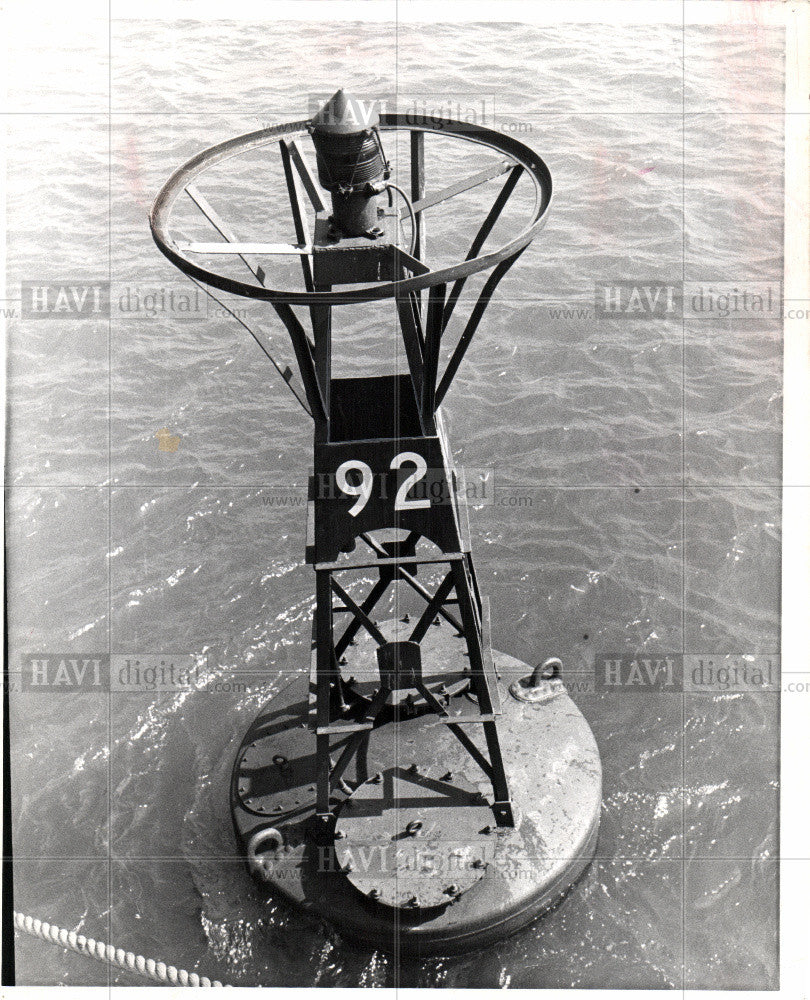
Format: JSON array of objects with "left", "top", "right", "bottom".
[{"left": 151, "top": 89, "right": 602, "bottom": 956}]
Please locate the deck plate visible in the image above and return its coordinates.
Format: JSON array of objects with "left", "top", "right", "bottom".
[
  {"left": 334, "top": 768, "right": 492, "bottom": 909},
  {"left": 230, "top": 617, "right": 602, "bottom": 956}
]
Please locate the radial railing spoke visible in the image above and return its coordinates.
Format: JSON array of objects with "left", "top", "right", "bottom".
[
  {"left": 391, "top": 248, "right": 430, "bottom": 276},
  {"left": 184, "top": 184, "right": 269, "bottom": 285},
  {"left": 410, "top": 159, "right": 513, "bottom": 214},
  {"left": 179, "top": 241, "right": 312, "bottom": 255}
]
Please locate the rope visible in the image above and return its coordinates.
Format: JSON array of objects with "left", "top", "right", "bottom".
[{"left": 13, "top": 911, "right": 226, "bottom": 987}]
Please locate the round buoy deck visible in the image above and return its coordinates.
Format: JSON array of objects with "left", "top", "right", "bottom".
[{"left": 231, "top": 619, "right": 601, "bottom": 956}]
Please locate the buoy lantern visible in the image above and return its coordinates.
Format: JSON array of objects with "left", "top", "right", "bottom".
[
  {"left": 150, "top": 89, "right": 602, "bottom": 955},
  {"left": 309, "top": 88, "right": 389, "bottom": 237}
]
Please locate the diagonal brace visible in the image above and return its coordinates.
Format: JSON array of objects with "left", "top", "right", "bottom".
[
  {"left": 330, "top": 578, "right": 388, "bottom": 646},
  {"left": 442, "top": 165, "right": 523, "bottom": 329},
  {"left": 359, "top": 532, "right": 463, "bottom": 634},
  {"left": 334, "top": 570, "right": 393, "bottom": 659},
  {"left": 435, "top": 247, "right": 527, "bottom": 408},
  {"left": 408, "top": 571, "right": 456, "bottom": 644}
]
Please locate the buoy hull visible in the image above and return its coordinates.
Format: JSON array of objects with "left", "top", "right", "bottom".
[{"left": 230, "top": 621, "right": 601, "bottom": 956}]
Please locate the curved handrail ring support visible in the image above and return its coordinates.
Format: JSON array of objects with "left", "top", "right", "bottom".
[{"left": 150, "top": 115, "right": 553, "bottom": 308}]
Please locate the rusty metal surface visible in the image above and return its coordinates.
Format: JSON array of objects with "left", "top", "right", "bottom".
[
  {"left": 311, "top": 209, "right": 402, "bottom": 286},
  {"left": 230, "top": 623, "right": 601, "bottom": 955},
  {"left": 236, "top": 724, "right": 317, "bottom": 818},
  {"left": 334, "top": 768, "right": 492, "bottom": 909}
]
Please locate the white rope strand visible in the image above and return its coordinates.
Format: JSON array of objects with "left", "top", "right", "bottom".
[{"left": 13, "top": 911, "right": 226, "bottom": 987}]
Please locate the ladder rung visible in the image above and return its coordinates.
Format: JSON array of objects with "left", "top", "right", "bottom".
[
  {"left": 315, "top": 552, "right": 464, "bottom": 572},
  {"left": 439, "top": 713, "right": 496, "bottom": 725},
  {"left": 316, "top": 721, "right": 374, "bottom": 736}
]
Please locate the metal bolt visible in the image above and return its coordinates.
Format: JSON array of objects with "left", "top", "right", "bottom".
[
  {"left": 343, "top": 861, "right": 354, "bottom": 874},
  {"left": 444, "top": 884, "right": 459, "bottom": 896},
  {"left": 370, "top": 771, "right": 383, "bottom": 784},
  {"left": 405, "top": 820, "right": 423, "bottom": 837},
  {"left": 441, "top": 771, "right": 453, "bottom": 782},
  {"left": 482, "top": 825, "right": 493, "bottom": 835},
  {"left": 369, "top": 888, "right": 381, "bottom": 900},
  {"left": 433, "top": 617, "right": 441, "bottom": 626},
  {"left": 406, "top": 895, "right": 419, "bottom": 908},
  {"left": 339, "top": 656, "right": 348, "bottom": 666},
  {"left": 408, "top": 763, "right": 418, "bottom": 774},
  {"left": 334, "top": 829, "right": 346, "bottom": 839},
  {"left": 472, "top": 859, "right": 486, "bottom": 869},
  {"left": 273, "top": 804, "right": 283, "bottom": 813},
  {"left": 401, "top": 614, "right": 410, "bottom": 623}
]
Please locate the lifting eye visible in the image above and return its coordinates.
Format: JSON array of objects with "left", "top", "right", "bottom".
[
  {"left": 246, "top": 826, "right": 285, "bottom": 879},
  {"left": 531, "top": 657, "right": 562, "bottom": 684}
]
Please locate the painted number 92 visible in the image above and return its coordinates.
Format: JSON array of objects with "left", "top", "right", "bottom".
[{"left": 335, "top": 452, "right": 430, "bottom": 517}]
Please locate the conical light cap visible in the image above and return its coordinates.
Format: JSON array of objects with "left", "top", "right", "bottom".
[{"left": 311, "top": 88, "right": 379, "bottom": 135}]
